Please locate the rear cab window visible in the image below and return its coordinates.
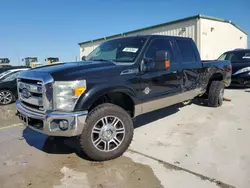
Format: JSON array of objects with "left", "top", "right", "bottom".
[{"left": 176, "top": 39, "right": 197, "bottom": 64}]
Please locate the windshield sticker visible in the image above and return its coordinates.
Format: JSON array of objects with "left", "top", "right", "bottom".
[{"left": 122, "top": 47, "right": 138, "bottom": 53}]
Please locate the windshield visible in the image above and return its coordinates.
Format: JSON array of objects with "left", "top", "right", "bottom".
[
  {"left": 48, "top": 58, "right": 59, "bottom": 62},
  {"left": 0, "top": 59, "right": 10, "bottom": 64},
  {"left": 47, "top": 58, "right": 59, "bottom": 63},
  {"left": 0, "top": 71, "right": 19, "bottom": 82},
  {"left": 218, "top": 50, "right": 250, "bottom": 62},
  {"left": 27, "top": 58, "right": 38, "bottom": 63},
  {"left": 0, "top": 70, "right": 13, "bottom": 79},
  {"left": 24, "top": 58, "right": 38, "bottom": 66},
  {"left": 85, "top": 37, "right": 147, "bottom": 63}
]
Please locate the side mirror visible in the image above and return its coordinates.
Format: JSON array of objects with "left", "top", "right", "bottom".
[
  {"left": 142, "top": 58, "right": 155, "bottom": 72},
  {"left": 155, "top": 51, "right": 170, "bottom": 70}
]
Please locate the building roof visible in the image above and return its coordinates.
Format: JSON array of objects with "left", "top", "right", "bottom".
[
  {"left": 78, "top": 14, "right": 247, "bottom": 45},
  {"left": 24, "top": 57, "right": 38, "bottom": 59}
]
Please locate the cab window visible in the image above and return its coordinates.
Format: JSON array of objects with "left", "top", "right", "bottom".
[
  {"left": 145, "top": 38, "right": 174, "bottom": 61},
  {"left": 176, "top": 39, "right": 197, "bottom": 63}
]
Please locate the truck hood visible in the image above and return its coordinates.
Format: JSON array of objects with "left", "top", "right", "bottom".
[{"left": 29, "top": 61, "right": 122, "bottom": 81}]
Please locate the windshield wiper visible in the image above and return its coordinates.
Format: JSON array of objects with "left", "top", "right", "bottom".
[{"left": 92, "top": 59, "right": 117, "bottom": 64}]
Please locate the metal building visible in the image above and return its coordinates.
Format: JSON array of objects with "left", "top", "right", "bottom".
[{"left": 78, "top": 14, "right": 248, "bottom": 60}]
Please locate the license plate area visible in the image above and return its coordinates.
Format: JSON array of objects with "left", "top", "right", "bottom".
[
  {"left": 17, "top": 112, "right": 44, "bottom": 130},
  {"left": 19, "top": 113, "right": 28, "bottom": 124}
]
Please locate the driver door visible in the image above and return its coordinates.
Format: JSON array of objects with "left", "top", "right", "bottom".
[{"left": 139, "top": 37, "right": 182, "bottom": 114}]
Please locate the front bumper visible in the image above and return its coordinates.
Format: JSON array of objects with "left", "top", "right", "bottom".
[
  {"left": 231, "top": 72, "right": 250, "bottom": 87},
  {"left": 16, "top": 100, "right": 88, "bottom": 137}
]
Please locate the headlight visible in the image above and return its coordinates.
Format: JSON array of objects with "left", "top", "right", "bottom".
[
  {"left": 53, "top": 80, "right": 87, "bottom": 111},
  {"left": 234, "top": 67, "right": 250, "bottom": 75}
]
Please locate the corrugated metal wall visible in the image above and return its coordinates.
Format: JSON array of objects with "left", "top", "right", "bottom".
[
  {"left": 199, "top": 18, "right": 248, "bottom": 60},
  {"left": 80, "top": 19, "right": 197, "bottom": 58},
  {"left": 126, "top": 19, "right": 197, "bottom": 40},
  {"left": 79, "top": 18, "right": 247, "bottom": 60}
]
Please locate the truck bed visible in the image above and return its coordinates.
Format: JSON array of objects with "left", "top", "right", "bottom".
[{"left": 202, "top": 60, "right": 231, "bottom": 69}]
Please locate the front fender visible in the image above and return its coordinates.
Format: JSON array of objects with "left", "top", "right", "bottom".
[{"left": 74, "top": 84, "right": 139, "bottom": 111}]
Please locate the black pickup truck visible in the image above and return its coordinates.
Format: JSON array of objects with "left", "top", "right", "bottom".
[{"left": 16, "top": 35, "right": 231, "bottom": 161}]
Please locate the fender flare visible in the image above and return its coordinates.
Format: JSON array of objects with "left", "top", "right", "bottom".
[{"left": 74, "top": 84, "right": 139, "bottom": 111}]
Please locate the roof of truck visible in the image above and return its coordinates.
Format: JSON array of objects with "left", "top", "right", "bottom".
[
  {"left": 103, "top": 34, "right": 193, "bottom": 40},
  {"left": 79, "top": 14, "right": 247, "bottom": 45}
]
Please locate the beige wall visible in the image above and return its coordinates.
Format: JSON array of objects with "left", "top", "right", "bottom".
[
  {"left": 126, "top": 19, "right": 197, "bottom": 40},
  {"left": 80, "top": 40, "right": 103, "bottom": 58},
  {"left": 199, "top": 18, "right": 247, "bottom": 60},
  {"left": 79, "top": 18, "right": 247, "bottom": 60},
  {"left": 80, "top": 19, "right": 197, "bottom": 58}
]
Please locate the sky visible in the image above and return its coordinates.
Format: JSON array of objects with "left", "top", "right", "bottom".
[{"left": 1, "top": 0, "right": 250, "bottom": 65}]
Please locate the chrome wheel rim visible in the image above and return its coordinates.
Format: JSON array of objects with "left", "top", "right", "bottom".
[
  {"left": 91, "top": 116, "right": 125, "bottom": 152},
  {"left": 0, "top": 91, "right": 12, "bottom": 104}
]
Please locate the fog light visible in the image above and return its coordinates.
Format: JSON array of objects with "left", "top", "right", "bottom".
[{"left": 59, "top": 120, "right": 68, "bottom": 131}]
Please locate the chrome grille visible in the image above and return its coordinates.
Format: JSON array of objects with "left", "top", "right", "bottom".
[
  {"left": 17, "top": 71, "right": 54, "bottom": 113},
  {"left": 18, "top": 79, "right": 45, "bottom": 112}
]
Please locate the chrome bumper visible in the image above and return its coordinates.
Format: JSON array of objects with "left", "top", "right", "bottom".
[{"left": 16, "top": 100, "right": 88, "bottom": 137}]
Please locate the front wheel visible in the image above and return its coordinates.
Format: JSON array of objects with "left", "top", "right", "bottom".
[
  {"left": 0, "top": 90, "right": 14, "bottom": 105},
  {"left": 79, "top": 103, "right": 134, "bottom": 161},
  {"left": 208, "top": 81, "right": 225, "bottom": 107}
]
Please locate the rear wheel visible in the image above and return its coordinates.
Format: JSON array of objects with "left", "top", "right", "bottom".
[
  {"left": 208, "top": 81, "right": 224, "bottom": 107},
  {"left": 0, "top": 90, "right": 14, "bottom": 105},
  {"left": 79, "top": 103, "right": 134, "bottom": 161}
]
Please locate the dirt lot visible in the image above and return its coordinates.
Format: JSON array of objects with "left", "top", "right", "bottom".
[{"left": 0, "top": 88, "right": 250, "bottom": 188}]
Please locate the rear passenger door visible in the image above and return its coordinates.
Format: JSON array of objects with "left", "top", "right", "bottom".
[{"left": 175, "top": 39, "right": 202, "bottom": 92}]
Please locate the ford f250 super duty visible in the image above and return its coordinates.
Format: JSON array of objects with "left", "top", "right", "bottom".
[{"left": 16, "top": 35, "right": 232, "bottom": 161}]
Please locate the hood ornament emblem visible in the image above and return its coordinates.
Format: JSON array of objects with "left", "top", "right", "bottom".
[{"left": 22, "top": 88, "right": 31, "bottom": 99}]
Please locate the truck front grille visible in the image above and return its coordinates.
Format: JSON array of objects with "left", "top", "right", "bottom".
[{"left": 17, "top": 76, "right": 53, "bottom": 113}]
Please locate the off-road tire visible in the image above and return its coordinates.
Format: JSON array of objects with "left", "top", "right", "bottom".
[
  {"left": 79, "top": 103, "right": 134, "bottom": 161},
  {"left": 208, "top": 81, "right": 224, "bottom": 107}
]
